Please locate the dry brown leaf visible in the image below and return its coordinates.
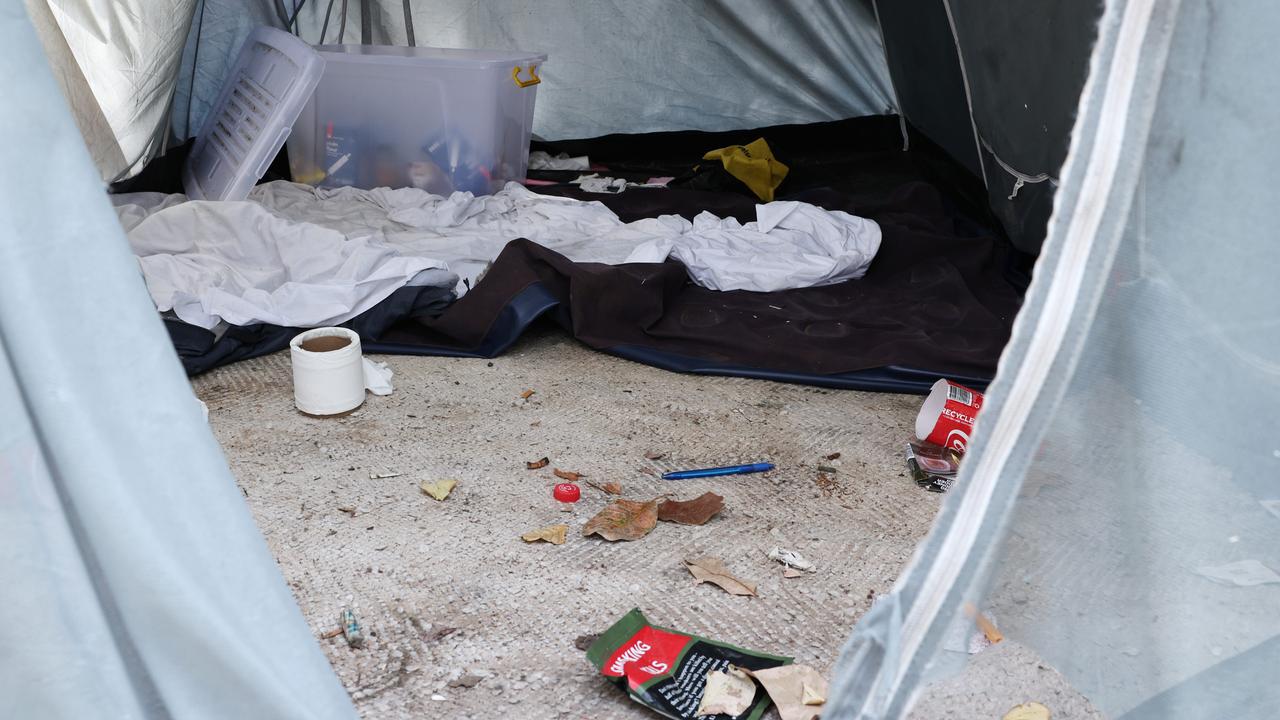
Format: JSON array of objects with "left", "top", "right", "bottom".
[
  {"left": 745, "top": 665, "right": 829, "bottom": 720},
  {"left": 657, "top": 492, "right": 725, "bottom": 525},
  {"left": 419, "top": 479, "right": 457, "bottom": 501},
  {"left": 520, "top": 389, "right": 535, "bottom": 399},
  {"left": 520, "top": 524, "right": 568, "bottom": 545},
  {"left": 783, "top": 567, "right": 803, "bottom": 579},
  {"left": 582, "top": 499, "right": 658, "bottom": 541},
  {"left": 423, "top": 625, "right": 459, "bottom": 642},
  {"left": 526, "top": 456, "right": 550, "bottom": 470},
  {"left": 644, "top": 450, "right": 665, "bottom": 460},
  {"left": 586, "top": 479, "right": 623, "bottom": 495},
  {"left": 697, "top": 666, "right": 756, "bottom": 716},
  {"left": 824, "top": 452, "right": 842, "bottom": 461},
  {"left": 554, "top": 468, "right": 583, "bottom": 481},
  {"left": 814, "top": 472, "right": 837, "bottom": 496},
  {"left": 639, "top": 466, "right": 657, "bottom": 476},
  {"left": 684, "top": 556, "right": 757, "bottom": 596}
]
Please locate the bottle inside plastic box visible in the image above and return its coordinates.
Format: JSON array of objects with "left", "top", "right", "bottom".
[{"left": 286, "top": 46, "right": 546, "bottom": 195}]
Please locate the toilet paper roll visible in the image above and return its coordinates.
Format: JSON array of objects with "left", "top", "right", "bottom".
[{"left": 290, "top": 327, "right": 366, "bottom": 416}]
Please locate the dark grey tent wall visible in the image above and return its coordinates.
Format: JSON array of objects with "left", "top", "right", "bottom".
[
  {"left": 876, "top": 1, "right": 1102, "bottom": 255},
  {"left": 873, "top": 0, "right": 982, "bottom": 178}
]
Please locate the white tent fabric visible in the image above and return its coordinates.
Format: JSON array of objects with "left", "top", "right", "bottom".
[
  {"left": 170, "top": 0, "right": 279, "bottom": 142},
  {"left": 826, "top": 0, "right": 1280, "bottom": 717},
  {"left": 0, "top": 6, "right": 356, "bottom": 718},
  {"left": 34, "top": 0, "right": 897, "bottom": 181},
  {"left": 14, "top": 0, "right": 1279, "bottom": 716},
  {"left": 24, "top": 0, "right": 197, "bottom": 182},
  {"left": 175, "top": 0, "right": 896, "bottom": 154}
]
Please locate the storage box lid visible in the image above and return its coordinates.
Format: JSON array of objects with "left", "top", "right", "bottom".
[
  {"left": 183, "top": 27, "right": 324, "bottom": 201},
  {"left": 315, "top": 44, "right": 546, "bottom": 70}
]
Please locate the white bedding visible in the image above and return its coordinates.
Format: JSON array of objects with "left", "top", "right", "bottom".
[{"left": 113, "top": 181, "right": 881, "bottom": 330}]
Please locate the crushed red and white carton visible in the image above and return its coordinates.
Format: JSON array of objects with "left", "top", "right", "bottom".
[{"left": 915, "top": 379, "right": 985, "bottom": 453}]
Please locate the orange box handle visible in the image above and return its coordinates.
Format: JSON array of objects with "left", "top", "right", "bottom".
[{"left": 513, "top": 64, "right": 541, "bottom": 88}]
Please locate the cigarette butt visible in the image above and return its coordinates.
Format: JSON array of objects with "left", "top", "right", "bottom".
[{"left": 964, "top": 602, "right": 1004, "bottom": 644}]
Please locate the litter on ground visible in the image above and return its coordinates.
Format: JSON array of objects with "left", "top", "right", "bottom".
[
  {"left": 684, "top": 557, "right": 758, "bottom": 597},
  {"left": 1003, "top": 701, "right": 1052, "bottom": 720},
  {"left": 419, "top": 479, "right": 458, "bottom": 501},
  {"left": 586, "top": 609, "right": 789, "bottom": 719},
  {"left": 768, "top": 547, "right": 817, "bottom": 572},
  {"left": 582, "top": 499, "right": 658, "bottom": 542},
  {"left": 657, "top": 492, "right": 725, "bottom": 525},
  {"left": 340, "top": 609, "right": 364, "bottom": 648},
  {"left": 521, "top": 524, "right": 568, "bottom": 545},
  {"left": 745, "top": 664, "right": 829, "bottom": 720},
  {"left": 697, "top": 666, "right": 757, "bottom": 716}
]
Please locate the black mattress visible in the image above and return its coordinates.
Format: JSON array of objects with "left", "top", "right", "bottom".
[{"left": 146, "top": 116, "right": 1025, "bottom": 393}]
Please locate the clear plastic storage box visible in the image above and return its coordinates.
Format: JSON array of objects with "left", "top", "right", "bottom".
[{"left": 286, "top": 45, "right": 546, "bottom": 195}]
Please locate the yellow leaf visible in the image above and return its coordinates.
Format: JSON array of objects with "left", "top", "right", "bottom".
[
  {"left": 1003, "top": 702, "right": 1051, "bottom": 720},
  {"left": 420, "top": 479, "right": 457, "bottom": 501},
  {"left": 521, "top": 524, "right": 568, "bottom": 545}
]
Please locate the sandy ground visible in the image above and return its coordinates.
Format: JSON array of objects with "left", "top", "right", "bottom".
[{"left": 194, "top": 326, "right": 1100, "bottom": 719}]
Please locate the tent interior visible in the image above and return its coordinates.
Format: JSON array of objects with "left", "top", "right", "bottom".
[{"left": 6, "top": 0, "right": 1277, "bottom": 718}]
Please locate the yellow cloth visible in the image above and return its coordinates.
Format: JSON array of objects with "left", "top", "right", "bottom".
[{"left": 702, "top": 137, "right": 789, "bottom": 202}]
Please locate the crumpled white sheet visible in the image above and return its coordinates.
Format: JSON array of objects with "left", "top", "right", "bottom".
[
  {"left": 113, "top": 181, "right": 882, "bottom": 330},
  {"left": 527, "top": 151, "right": 590, "bottom": 171},
  {"left": 121, "top": 199, "right": 450, "bottom": 329},
  {"left": 247, "top": 181, "right": 648, "bottom": 289},
  {"left": 626, "top": 202, "right": 882, "bottom": 291},
  {"left": 247, "top": 182, "right": 881, "bottom": 293}
]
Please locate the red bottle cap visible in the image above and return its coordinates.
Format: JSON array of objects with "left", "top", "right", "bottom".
[{"left": 553, "top": 483, "right": 581, "bottom": 503}]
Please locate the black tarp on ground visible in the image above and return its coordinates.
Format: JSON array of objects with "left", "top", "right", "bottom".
[{"left": 155, "top": 116, "right": 1024, "bottom": 393}]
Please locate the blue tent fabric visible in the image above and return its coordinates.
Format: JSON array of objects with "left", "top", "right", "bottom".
[{"left": 0, "top": 4, "right": 358, "bottom": 717}]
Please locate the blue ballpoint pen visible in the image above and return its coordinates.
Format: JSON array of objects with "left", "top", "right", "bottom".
[{"left": 662, "top": 462, "right": 774, "bottom": 480}]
